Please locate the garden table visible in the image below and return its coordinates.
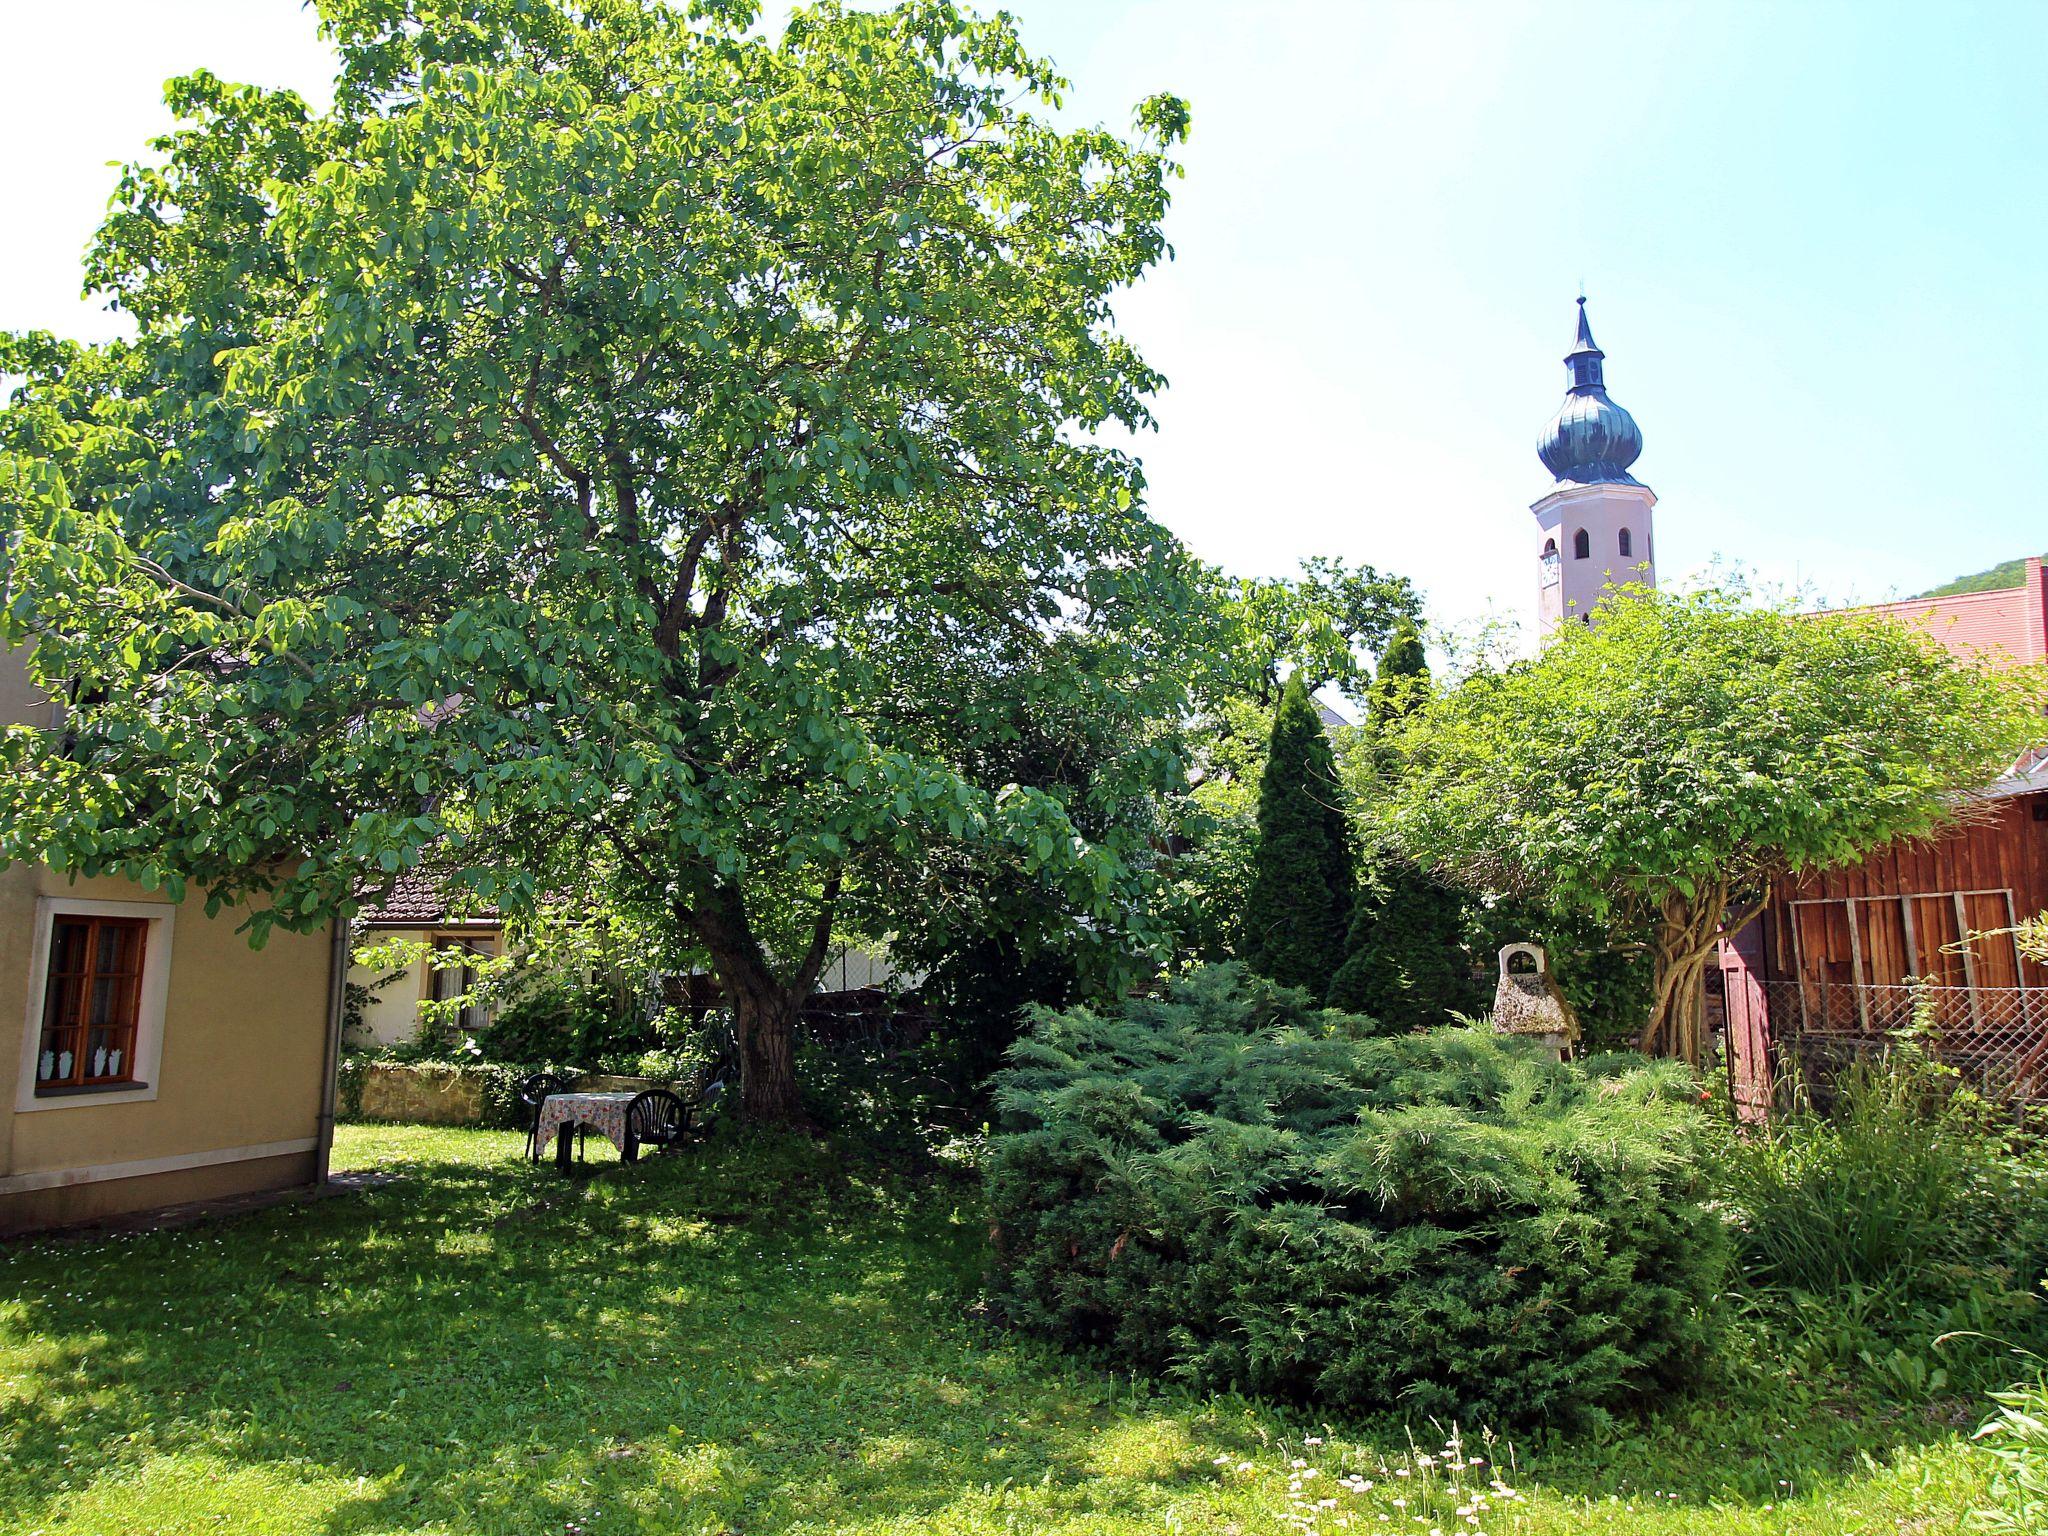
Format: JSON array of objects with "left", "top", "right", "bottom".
[{"left": 532, "top": 1090, "right": 641, "bottom": 1171}]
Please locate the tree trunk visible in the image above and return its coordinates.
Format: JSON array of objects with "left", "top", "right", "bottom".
[
  {"left": 682, "top": 877, "right": 838, "bottom": 1129},
  {"left": 1638, "top": 888, "right": 1731, "bottom": 1067},
  {"left": 727, "top": 971, "right": 803, "bottom": 1124}
]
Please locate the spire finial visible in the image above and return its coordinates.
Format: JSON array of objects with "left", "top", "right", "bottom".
[{"left": 1571, "top": 295, "right": 1600, "bottom": 357}]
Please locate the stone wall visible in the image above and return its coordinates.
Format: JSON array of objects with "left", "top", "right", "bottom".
[
  {"left": 351, "top": 1065, "right": 680, "bottom": 1126},
  {"left": 356, "top": 1065, "right": 487, "bottom": 1125}
]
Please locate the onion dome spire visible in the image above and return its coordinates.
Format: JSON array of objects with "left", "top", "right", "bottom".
[{"left": 1538, "top": 296, "right": 1643, "bottom": 485}]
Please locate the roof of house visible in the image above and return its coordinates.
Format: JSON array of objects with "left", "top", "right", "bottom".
[
  {"left": 356, "top": 868, "right": 500, "bottom": 929},
  {"left": 1827, "top": 555, "right": 2047, "bottom": 672}
]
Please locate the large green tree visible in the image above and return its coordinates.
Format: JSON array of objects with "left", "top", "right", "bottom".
[
  {"left": 0, "top": 0, "right": 1200, "bottom": 1122},
  {"left": 1240, "top": 675, "right": 1353, "bottom": 991},
  {"left": 1365, "top": 617, "right": 1428, "bottom": 726},
  {"left": 1217, "top": 557, "right": 1420, "bottom": 709},
  {"left": 1395, "top": 587, "right": 2045, "bottom": 1064}
]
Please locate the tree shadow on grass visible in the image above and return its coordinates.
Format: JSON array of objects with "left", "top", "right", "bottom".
[{"left": 0, "top": 1127, "right": 1985, "bottom": 1535}]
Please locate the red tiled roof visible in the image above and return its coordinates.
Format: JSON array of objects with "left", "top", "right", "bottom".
[{"left": 356, "top": 869, "right": 499, "bottom": 928}]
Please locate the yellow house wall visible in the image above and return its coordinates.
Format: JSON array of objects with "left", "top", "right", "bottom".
[
  {"left": 0, "top": 643, "right": 54, "bottom": 734},
  {"left": 0, "top": 865, "right": 336, "bottom": 1231}
]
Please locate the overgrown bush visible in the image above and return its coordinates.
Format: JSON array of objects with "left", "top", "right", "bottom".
[
  {"left": 335, "top": 1048, "right": 372, "bottom": 1120},
  {"left": 1710, "top": 1046, "right": 2048, "bottom": 1387},
  {"left": 473, "top": 979, "right": 661, "bottom": 1068},
  {"left": 984, "top": 964, "right": 1727, "bottom": 1428}
]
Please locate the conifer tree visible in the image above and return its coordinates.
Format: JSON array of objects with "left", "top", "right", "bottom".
[
  {"left": 1328, "top": 623, "right": 1472, "bottom": 1026},
  {"left": 1240, "top": 677, "right": 1354, "bottom": 991},
  {"left": 1366, "top": 619, "right": 1429, "bottom": 726},
  {"left": 1325, "top": 865, "right": 1474, "bottom": 1027}
]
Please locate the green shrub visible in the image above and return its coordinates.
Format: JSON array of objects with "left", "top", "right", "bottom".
[
  {"left": 1709, "top": 1046, "right": 2048, "bottom": 1385},
  {"left": 335, "top": 1048, "right": 371, "bottom": 1120},
  {"left": 474, "top": 980, "right": 658, "bottom": 1068},
  {"left": 984, "top": 964, "right": 1727, "bottom": 1428},
  {"left": 1240, "top": 677, "right": 1354, "bottom": 992}
]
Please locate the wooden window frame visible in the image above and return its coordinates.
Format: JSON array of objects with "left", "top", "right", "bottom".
[
  {"left": 14, "top": 898, "right": 175, "bottom": 1113},
  {"left": 34, "top": 914, "right": 149, "bottom": 1093},
  {"left": 425, "top": 932, "right": 496, "bottom": 1034}
]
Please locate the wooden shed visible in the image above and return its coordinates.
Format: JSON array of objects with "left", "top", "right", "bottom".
[{"left": 1720, "top": 772, "right": 2048, "bottom": 1110}]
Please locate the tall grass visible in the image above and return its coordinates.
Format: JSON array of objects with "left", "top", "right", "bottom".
[
  {"left": 1975, "top": 1373, "right": 2048, "bottom": 1533},
  {"left": 1714, "top": 1048, "right": 2006, "bottom": 1292},
  {"left": 1710, "top": 1044, "right": 2048, "bottom": 1394}
]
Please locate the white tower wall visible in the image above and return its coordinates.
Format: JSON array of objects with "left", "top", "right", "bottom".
[{"left": 1534, "top": 482, "right": 1657, "bottom": 632}]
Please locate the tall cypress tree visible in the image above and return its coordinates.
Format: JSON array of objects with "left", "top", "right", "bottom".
[
  {"left": 1325, "top": 865, "right": 1475, "bottom": 1028},
  {"left": 1367, "top": 620, "right": 1429, "bottom": 726},
  {"left": 1241, "top": 676, "right": 1354, "bottom": 993},
  {"left": 1328, "top": 624, "right": 1474, "bottom": 1027}
]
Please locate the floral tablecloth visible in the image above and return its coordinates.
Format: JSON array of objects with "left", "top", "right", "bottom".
[{"left": 532, "top": 1091, "right": 638, "bottom": 1159}]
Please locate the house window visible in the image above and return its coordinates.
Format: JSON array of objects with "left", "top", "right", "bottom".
[
  {"left": 1572, "top": 528, "right": 1590, "bottom": 559},
  {"left": 430, "top": 935, "right": 496, "bottom": 1032},
  {"left": 1618, "top": 527, "right": 1633, "bottom": 558},
  {"left": 1539, "top": 538, "right": 1560, "bottom": 586},
  {"left": 35, "top": 916, "right": 147, "bottom": 1093}
]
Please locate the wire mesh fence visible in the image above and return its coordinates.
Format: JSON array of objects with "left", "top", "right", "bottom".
[{"left": 1754, "top": 978, "right": 2048, "bottom": 1103}]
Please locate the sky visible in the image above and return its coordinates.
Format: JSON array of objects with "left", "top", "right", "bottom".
[{"left": 3, "top": 1, "right": 2044, "bottom": 640}]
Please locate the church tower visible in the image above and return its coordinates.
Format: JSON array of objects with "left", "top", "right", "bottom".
[{"left": 1532, "top": 298, "right": 1655, "bottom": 633}]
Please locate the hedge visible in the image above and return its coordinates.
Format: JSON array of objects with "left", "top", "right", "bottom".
[{"left": 984, "top": 965, "right": 1727, "bottom": 1428}]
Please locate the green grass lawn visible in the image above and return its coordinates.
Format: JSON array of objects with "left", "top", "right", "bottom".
[{"left": 0, "top": 1123, "right": 2003, "bottom": 1534}]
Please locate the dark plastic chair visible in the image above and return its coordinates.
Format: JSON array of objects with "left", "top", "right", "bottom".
[
  {"left": 623, "top": 1088, "right": 691, "bottom": 1162},
  {"left": 518, "top": 1071, "right": 567, "bottom": 1161}
]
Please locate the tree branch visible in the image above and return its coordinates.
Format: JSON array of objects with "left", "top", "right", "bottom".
[{"left": 790, "top": 866, "right": 845, "bottom": 994}]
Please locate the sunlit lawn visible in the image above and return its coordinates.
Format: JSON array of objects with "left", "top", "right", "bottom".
[{"left": 0, "top": 1123, "right": 2000, "bottom": 1534}]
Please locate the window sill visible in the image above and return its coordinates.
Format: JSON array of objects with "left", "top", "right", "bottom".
[{"left": 33, "top": 1081, "right": 149, "bottom": 1100}]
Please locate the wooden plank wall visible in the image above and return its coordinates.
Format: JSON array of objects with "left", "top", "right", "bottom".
[{"left": 1762, "top": 791, "right": 2048, "bottom": 989}]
